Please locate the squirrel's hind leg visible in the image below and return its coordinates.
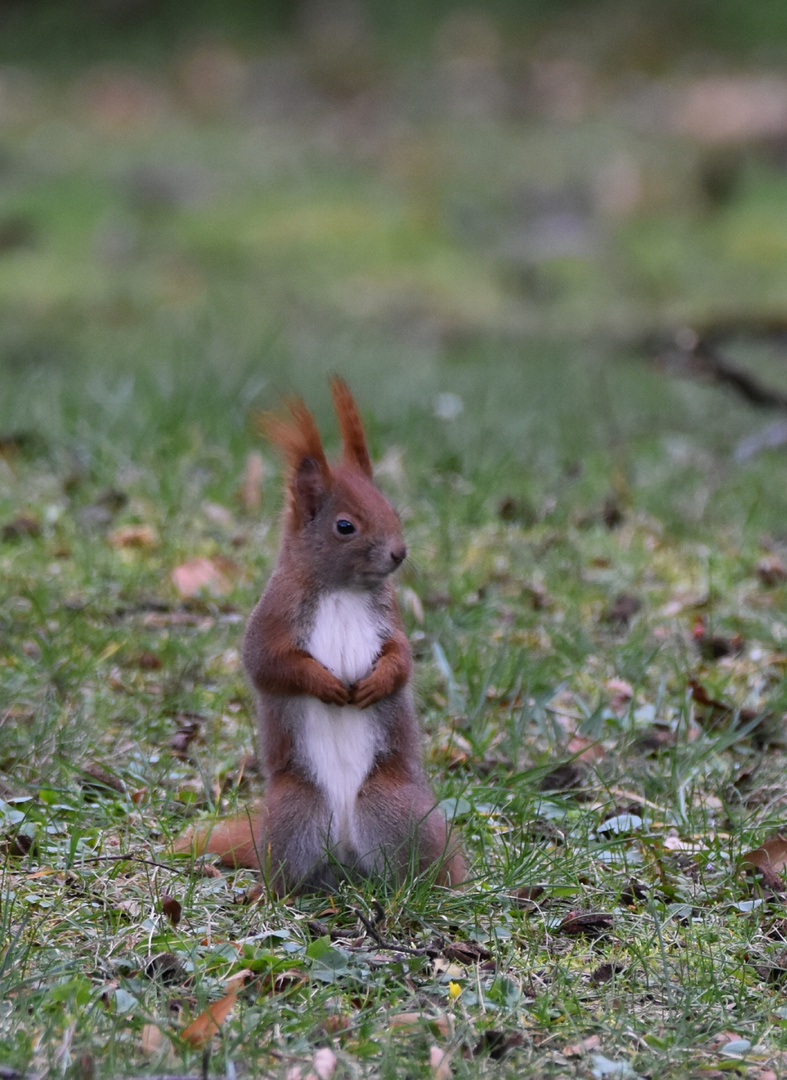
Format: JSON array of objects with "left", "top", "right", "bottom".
[
  {"left": 261, "top": 775, "right": 343, "bottom": 894},
  {"left": 354, "top": 767, "right": 465, "bottom": 886}
]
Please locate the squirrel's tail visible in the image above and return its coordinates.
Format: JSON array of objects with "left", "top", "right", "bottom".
[{"left": 171, "top": 807, "right": 263, "bottom": 869}]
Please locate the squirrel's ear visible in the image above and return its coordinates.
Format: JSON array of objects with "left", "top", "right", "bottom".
[
  {"left": 258, "top": 398, "right": 333, "bottom": 528},
  {"left": 293, "top": 456, "right": 328, "bottom": 523},
  {"left": 331, "top": 378, "right": 373, "bottom": 479}
]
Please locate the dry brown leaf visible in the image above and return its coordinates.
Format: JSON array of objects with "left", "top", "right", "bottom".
[
  {"left": 136, "top": 651, "right": 162, "bottom": 670},
  {"left": 181, "top": 989, "right": 238, "bottom": 1047},
  {"left": 466, "top": 1030, "right": 526, "bottom": 1060},
  {"left": 442, "top": 941, "right": 492, "bottom": 964},
  {"left": 743, "top": 835, "right": 787, "bottom": 876},
  {"left": 688, "top": 678, "right": 729, "bottom": 711},
  {"left": 566, "top": 735, "right": 604, "bottom": 763},
  {"left": 170, "top": 714, "right": 203, "bottom": 759},
  {"left": 259, "top": 968, "right": 308, "bottom": 994},
  {"left": 606, "top": 677, "right": 634, "bottom": 715},
  {"left": 390, "top": 1012, "right": 452, "bottom": 1037},
  {"left": 161, "top": 894, "right": 182, "bottom": 927},
  {"left": 144, "top": 952, "right": 187, "bottom": 985},
  {"left": 307, "top": 1047, "right": 337, "bottom": 1080},
  {"left": 564, "top": 1034, "right": 602, "bottom": 1057},
  {"left": 140, "top": 1023, "right": 167, "bottom": 1055},
  {"left": 108, "top": 524, "right": 158, "bottom": 548},
  {"left": 81, "top": 762, "right": 126, "bottom": 794},
  {"left": 590, "top": 961, "right": 627, "bottom": 986},
  {"left": 429, "top": 1045, "right": 453, "bottom": 1080},
  {"left": 224, "top": 968, "right": 253, "bottom": 994},
  {"left": 557, "top": 911, "right": 613, "bottom": 937},
  {"left": 171, "top": 555, "right": 240, "bottom": 597}
]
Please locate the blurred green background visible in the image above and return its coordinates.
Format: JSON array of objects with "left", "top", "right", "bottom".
[{"left": 4, "top": 0, "right": 787, "bottom": 533}]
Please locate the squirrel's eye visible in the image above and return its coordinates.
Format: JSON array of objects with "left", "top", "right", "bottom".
[{"left": 335, "top": 518, "right": 356, "bottom": 536}]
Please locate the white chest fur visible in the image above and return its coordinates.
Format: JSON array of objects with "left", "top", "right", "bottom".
[{"left": 299, "top": 591, "right": 385, "bottom": 853}]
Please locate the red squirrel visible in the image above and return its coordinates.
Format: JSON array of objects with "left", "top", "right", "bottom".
[{"left": 178, "top": 379, "right": 464, "bottom": 894}]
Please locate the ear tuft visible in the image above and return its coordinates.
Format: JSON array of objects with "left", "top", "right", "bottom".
[
  {"left": 257, "top": 398, "right": 332, "bottom": 528},
  {"left": 331, "top": 377, "right": 373, "bottom": 479}
]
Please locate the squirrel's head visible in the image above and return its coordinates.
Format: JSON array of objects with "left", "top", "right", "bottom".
[{"left": 261, "top": 379, "right": 406, "bottom": 589}]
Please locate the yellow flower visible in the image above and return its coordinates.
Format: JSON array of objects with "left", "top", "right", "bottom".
[{"left": 448, "top": 981, "right": 462, "bottom": 1001}]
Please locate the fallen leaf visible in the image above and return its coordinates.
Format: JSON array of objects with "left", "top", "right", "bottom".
[
  {"left": 108, "top": 524, "right": 158, "bottom": 548},
  {"left": 719, "top": 1038, "right": 752, "bottom": 1056},
  {"left": 144, "top": 952, "right": 187, "bottom": 985},
  {"left": 432, "top": 957, "right": 467, "bottom": 980},
  {"left": 688, "top": 678, "right": 729, "bottom": 711},
  {"left": 171, "top": 555, "right": 240, "bottom": 597},
  {"left": 224, "top": 968, "right": 253, "bottom": 994},
  {"left": 606, "top": 677, "right": 634, "bottom": 715},
  {"left": 539, "top": 761, "right": 589, "bottom": 792},
  {"left": 140, "top": 1023, "right": 167, "bottom": 1054},
  {"left": 620, "top": 881, "right": 649, "bottom": 907},
  {"left": 429, "top": 1045, "right": 453, "bottom": 1080},
  {"left": 557, "top": 911, "right": 614, "bottom": 937},
  {"left": 590, "top": 962, "right": 627, "bottom": 986},
  {"left": 307, "top": 1047, "right": 337, "bottom": 1080},
  {"left": 742, "top": 835, "right": 787, "bottom": 874},
  {"left": 442, "top": 940, "right": 492, "bottom": 964},
  {"left": 161, "top": 894, "right": 182, "bottom": 927},
  {"left": 508, "top": 885, "right": 545, "bottom": 907},
  {"left": 567, "top": 735, "right": 605, "bottom": 763},
  {"left": 81, "top": 763, "right": 126, "bottom": 795},
  {"left": 469, "top": 1030, "right": 525, "bottom": 1060},
  {"left": 389, "top": 1012, "right": 452, "bottom": 1037},
  {"left": 181, "top": 989, "right": 238, "bottom": 1047},
  {"left": 259, "top": 969, "right": 308, "bottom": 994},
  {"left": 564, "top": 1034, "right": 602, "bottom": 1057},
  {"left": 170, "top": 713, "right": 203, "bottom": 759},
  {"left": 590, "top": 1053, "right": 638, "bottom": 1078}
]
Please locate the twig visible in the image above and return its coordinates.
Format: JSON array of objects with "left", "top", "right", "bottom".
[
  {"left": 75, "top": 854, "right": 183, "bottom": 872},
  {"left": 352, "top": 907, "right": 428, "bottom": 956},
  {"left": 647, "top": 327, "right": 787, "bottom": 412}
]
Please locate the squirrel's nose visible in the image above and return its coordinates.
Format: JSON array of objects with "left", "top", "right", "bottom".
[{"left": 390, "top": 544, "right": 407, "bottom": 567}]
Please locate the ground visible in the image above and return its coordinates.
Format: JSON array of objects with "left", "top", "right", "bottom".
[{"left": 4, "top": 4, "right": 787, "bottom": 1078}]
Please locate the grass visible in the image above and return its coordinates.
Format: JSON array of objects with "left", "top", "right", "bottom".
[{"left": 6, "top": 9, "right": 787, "bottom": 1079}]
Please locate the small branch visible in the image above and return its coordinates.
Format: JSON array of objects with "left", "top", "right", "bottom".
[
  {"left": 352, "top": 907, "right": 428, "bottom": 956},
  {"left": 646, "top": 327, "right": 787, "bottom": 412},
  {"left": 75, "top": 854, "right": 182, "bottom": 872}
]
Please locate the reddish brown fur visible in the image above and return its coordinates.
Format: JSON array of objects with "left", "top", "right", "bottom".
[
  {"left": 178, "top": 381, "right": 464, "bottom": 893},
  {"left": 331, "top": 377, "right": 373, "bottom": 478}
]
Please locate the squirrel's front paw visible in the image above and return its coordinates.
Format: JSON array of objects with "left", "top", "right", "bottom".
[
  {"left": 350, "top": 672, "right": 387, "bottom": 709},
  {"left": 316, "top": 674, "right": 351, "bottom": 706}
]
